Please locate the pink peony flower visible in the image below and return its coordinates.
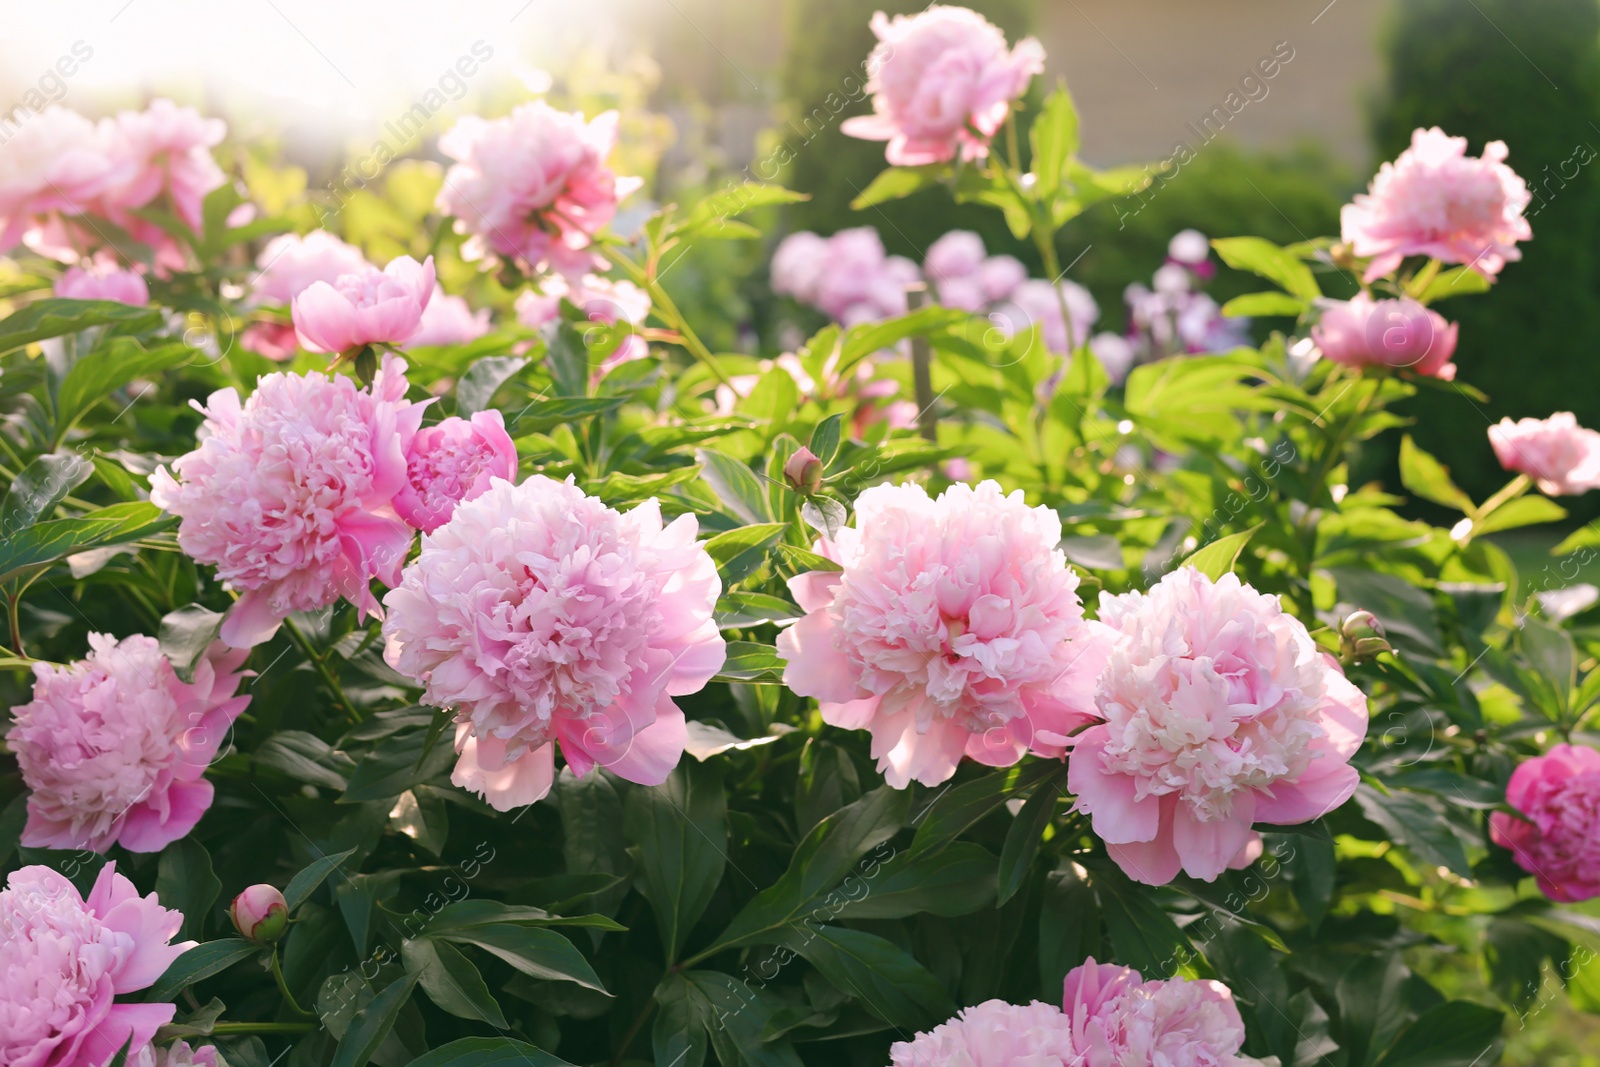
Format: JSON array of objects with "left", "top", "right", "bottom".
[
  {"left": 101, "top": 99, "right": 227, "bottom": 235},
  {"left": 229, "top": 884, "right": 289, "bottom": 943},
  {"left": 381, "top": 476, "right": 725, "bottom": 810},
  {"left": 995, "top": 278, "right": 1100, "bottom": 355},
  {"left": 394, "top": 411, "right": 518, "bottom": 533},
  {"left": 1490, "top": 744, "right": 1600, "bottom": 902},
  {"left": 437, "top": 103, "right": 642, "bottom": 275},
  {"left": 0, "top": 107, "right": 123, "bottom": 257},
  {"left": 7, "top": 635, "right": 249, "bottom": 853},
  {"left": 978, "top": 254, "right": 1027, "bottom": 304},
  {"left": 890, "top": 999, "right": 1077, "bottom": 1066},
  {"left": 0, "top": 863, "right": 192, "bottom": 1067},
  {"left": 1341, "top": 127, "right": 1531, "bottom": 282},
  {"left": 1167, "top": 228, "right": 1213, "bottom": 268},
  {"left": 54, "top": 261, "right": 150, "bottom": 306},
  {"left": 1090, "top": 332, "right": 1136, "bottom": 384},
  {"left": 1488, "top": 412, "right": 1600, "bottom": 496},
  {"left": 1312, "top": 294, "right": 1458, "bottom": 380},
  {"left": 515, "top": 273, "right": 651, "bottom": 374},
  {"left": 1061, "top": 957, "right": 1265, "bottom": 1066},
  {"left": 405, "top": 289, "right": 492, "bottom": 348},
  {"left": 150, "top": 354, "right": 426, "bottom": 647},
  {"left": 843, "top": 6, "right": 1044, "bottom": 166},
  {"left": 291, "top": 255, "right": 436, "bottom": 355},
  {"left": 924, "top": 231, "right": 988, "bottom": 308},
  {"left": 776, "top": 480, "right": 1108, "bottom": 788},
  {"left": 1070, "top": 569, "right": 1368, "bottom": 884},
  {"left": 242, "top": 231, "right": 373, "bottom": 360}
]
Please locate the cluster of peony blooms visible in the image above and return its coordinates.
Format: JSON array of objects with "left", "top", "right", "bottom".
[
  {"left": 7, "top": 635, "right": 251, "bottom": 854},
  {"left": 842, "top": 5, "right": 1043, "bottom": 167},
  {"left": 1341, "top": 126, "right": 1531, "bottom": 282},
  {"left": 436, "top": 101, "right": 641, "bottom": 277},
  {"left": 771, "top": 227, "right": 921, "bottom": 327},
  {"left": 1491, "top": 744, "right": 1600, "bottom": 903},
  {"left": 1113, "top": 230, "right": 1253, "bottom": 377},
  {"left": 381, "top": 476, "right": 726, "bottom": 809},
  {"left": 0, "top": 99, "right": 226, "bottom": 270},
  {"left": 890, "top": 958, "right": 1264, "bottom": 1066},
  {"left": 150, "top": 355, "right": 517, "bottom": 647},
  {"left": 1488, "top": 412, "right": 1600, "bottom": 497},
  {"left": 0, "top": 863, "right": 196, "bottom": 1067},
  {"left": 778, "top": 482, "right": 1367, "bottom": 883}
]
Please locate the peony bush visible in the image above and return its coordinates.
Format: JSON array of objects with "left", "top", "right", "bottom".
[{"left": 2, "top": 7, "right": 1598, "bottom": 1066}]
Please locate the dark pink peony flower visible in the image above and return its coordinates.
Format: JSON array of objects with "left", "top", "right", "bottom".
[
  {"left": 393, "top": 411, "right": 518, "bottom": 534},
  {"left": 1491, "top": 743, "right": 1600, "bottom": 902}
]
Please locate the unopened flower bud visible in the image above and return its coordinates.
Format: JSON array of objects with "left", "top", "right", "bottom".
[
  {"left": 1339, "top": 610, "right": 1391, "bottom": 663},
  {"left": 230, "top": 884, "right": 288, "bottom": 943},
  {"left": 784, "top": 446, "right": 824, "bottom": 494}
]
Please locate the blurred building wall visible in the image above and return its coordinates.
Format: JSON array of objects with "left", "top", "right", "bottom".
[{"left": 1037, "top": 0, "right": 1395, "bottom": 168}]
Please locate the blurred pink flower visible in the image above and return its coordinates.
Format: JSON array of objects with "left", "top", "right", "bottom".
[
  {"left": 776, "top": 480, "right": 1108, "bottom": 788},
  {"left": 978, "top": 254, "right": 1027, "bottom": 303},
  {"left": 1489, "top": 412, "right": 1600, "bottom": 496},
  {"left": 773, "top": 228, "right": 918, "bottom": 325},
  {"left": 0, "top": 863, "right": 192, "bottom": 1067},
  {"left": 1490, "top": 743, "right": 1600, "bottom": 902},
  {"left": 394, "top": 411, "right": 518, "bottom": 533},
  {"left": 994, "top": 278, "right": 1100, "bottom": 354},
  {"left": 382, "top": 476, "right": 725, "bottom": 810},
  {"left": 843, "top": 6, "right": 1044, "bottom": 165},
  {"left": 1342, "top": 127, "right": 1531, "bottom": 282},
  {"left": 1312, "top": 294, "right": 1458, "bottom": 380},
  {"left": 0, "top": 106, "right": 124, "bottom": 258},
  {"left": 890, "top": 999, "right": 1077, "bottom": 1066},
  {"left": 102, "top": 99, "right": 227, "bottom": 235},
  {"left": 54, "top": 261, "right": 149, "bottom": 306},
  {"left": 1061, "top": 957, "right": 1265, "bottom": 1066},
  {"left": 437, "top": 103, "right": 641, "bottom": 274},
  {"left": 7, "top": 635, "right": 249, "bottom": 854},
  {"left": 406, "top": 289, "right": 492, "bottom": 348},
  {"left": 1071, "top": 569, "right": 1368, "bottom": 884},
  {"left": 925, "top": 230, "right": 986, "bottom": 282},
  {"left": 151, "top": 355, "right": 426, "bottom": 647},
  {"left": 292, "top": 255, "right": 436, "bottom": 354}
]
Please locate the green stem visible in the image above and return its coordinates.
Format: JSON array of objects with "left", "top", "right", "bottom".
[
  {"left": 610, "top": 998, "right": 657, "bottom": 1067},
  {"left": 271, "top": 949, "right": 316, "bottom": 1018},
  {"left": 7, "top": 594, "right": 24, "bottom": 660},
  {"left": 281, "top": 615, "right": 361, "bottom": 724},
  {"left": 610, "top": 252, "right": 737, "bottom": 389},
  {"left": 209, "top": 1022, "right": 317, "bottom": 1034}
]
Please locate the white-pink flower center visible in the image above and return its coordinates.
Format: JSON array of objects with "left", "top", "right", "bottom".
[
  {"left": 1096, "top": 574, "right": 1329, "bottom": 821},
  {"left": 0, "top": 878, "right": 127, "bottom": 1066}
]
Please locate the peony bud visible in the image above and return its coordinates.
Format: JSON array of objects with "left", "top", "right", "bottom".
[
  {"left": 784, "top": 446, "right": 824, "bottom": 494},
  {"left": 230, "top": 884, "right": 288, "bottom": 943},
  {"left": 1339, "top": 610, "right": 1391, "bottom": 663}
]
